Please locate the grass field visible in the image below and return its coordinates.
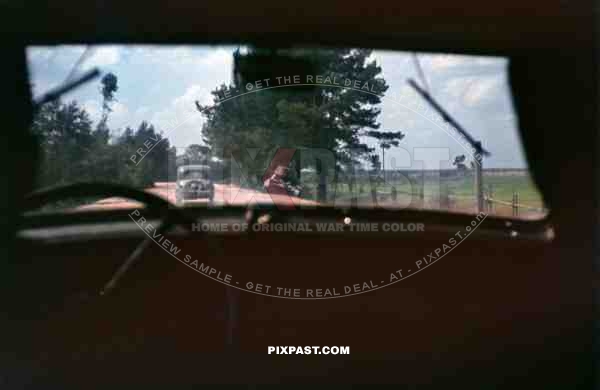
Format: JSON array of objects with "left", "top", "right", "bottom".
[{"left": 299, "top": 170, "right": 547, "bottom": 219}]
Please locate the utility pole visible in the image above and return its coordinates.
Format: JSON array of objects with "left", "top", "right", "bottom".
[
  {"left": 382, "top": 145, "right": 385, "bottom": 181},
  {"left": 474, "top": 141, "right": 484, "bottom": 213}
]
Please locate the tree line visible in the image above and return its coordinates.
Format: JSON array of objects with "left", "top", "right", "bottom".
[
  {"left": 197, "top": 47, "right": 405, "bottom": 201},
  {"left": 30, "top": 73, "right": 177, "bottom": 190},
  {"left": 31, "top": 48, "right": 411, "bottom": 202}
]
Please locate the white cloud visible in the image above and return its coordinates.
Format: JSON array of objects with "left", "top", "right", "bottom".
[
  {"left": 427, "top": 54, "right": 471, "bottom": 71},
  {"left": 126, "top": 45, "right": 233, "bottom": 73},
  {"left": 110, "top": 101, "right": 130, "bottom": 123},
  {"left": 443, "top": 77, "right": 477, "bottom": 100},
  {"left": 151, "top": 84, "right": 213, "bottom": 148},
  {"left": 82, "top": 99, "right": 130, "bottom": 129},
  {"left": 462, "top": 76, "right": 502, "bottom": 106},
  {"left": 28, "top": 45, "right": 120, "bottom": 74},
  {"left": 27, "top": 47, "right": 54, "bottom": 63},
  {"left": 82, "top": 100, "right": 101, "bottom": 123},
  {"left": 442, "top": 76, "right": 503, "bottom": 106},
  {"left": 197, "top": 48, "right": 233, "bottom": 68},
  {"left": 29, "top": 78, "right": 53, "bottom": 98},
  {"left": 135, "top": 106, "right": 150, "bottom": 116},
  {"left": 83, "top": 46, "right": 121, "bottom": 69}
]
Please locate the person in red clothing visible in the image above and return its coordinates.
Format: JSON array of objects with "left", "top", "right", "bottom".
[
  {"left": 262, "top": 148, "right": 302, "bottom": 210},
  {"left": 263, "top": 165, "right": 291, "bottom": 196}
]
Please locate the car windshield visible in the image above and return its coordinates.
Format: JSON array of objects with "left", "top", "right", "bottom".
[
  {"left": 26, "top": 45, "right": 546, "bottom": 219},
  {"left": 180, "top": 169, "right": 208, "bottom": 180}
]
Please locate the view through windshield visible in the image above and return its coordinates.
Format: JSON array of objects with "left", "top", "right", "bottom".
[{"left": 26, "top": 45, "right": 546, "bottom": 219}]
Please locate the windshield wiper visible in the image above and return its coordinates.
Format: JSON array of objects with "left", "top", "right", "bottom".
[
  {"left": 33, "top": 68, "right": 100, "bottom": 112},
  {"left": 407, "top": 78, "right": 491, "bottom": 157}
]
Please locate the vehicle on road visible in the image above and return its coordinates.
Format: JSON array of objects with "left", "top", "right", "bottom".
[{"left": 175, "top": 165, "right": 214, "bottom": 205}]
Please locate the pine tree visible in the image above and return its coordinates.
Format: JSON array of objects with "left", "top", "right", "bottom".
[{"left": 198, "top": 48, "right": 403, "bottom": 201}]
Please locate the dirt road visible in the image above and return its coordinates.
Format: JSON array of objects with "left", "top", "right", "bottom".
[{"left": 77, "top": 182, "right": 318, "bottom": 211}]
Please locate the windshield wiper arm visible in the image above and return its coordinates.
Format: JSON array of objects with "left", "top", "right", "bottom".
[
  {"left": 407, "top": 78, "right": 491, "bottom": 157},
  {"left": 33, "top": 68, "right": 100, "bottom": 112}
]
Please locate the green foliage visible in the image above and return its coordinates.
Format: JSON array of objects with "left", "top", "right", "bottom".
[
  {"left": 365, "top": 130, "right": 405, "bottom": 150},
  {"left": 100, "top": 72, "right": 118, "bottom": 113},
  {"left": 32, "top": 100, "right": 175, "bottom": 191},
  {"left": 30, "top": 100, "right": 96, "bottom": 186},
  {"left": 365, "top": 130, "right": 405, "bottom": 173},
  {"left": 116, "top": 121, "right": 173, "bottom": 187},
  {"left": 32, "top": 72, "right": 175, "bottom": 197},
  {"left": 31, "top": 72, "right": 177, "bottom": 193},
  {"left": 183, "top": 144, "right": 210, "bottom": 164},
  {"left": 96, "top": 72, "right": 119, "bottom": 141},
  {"left": 198, "top": 48, "right": 393, "bottom": 197}
]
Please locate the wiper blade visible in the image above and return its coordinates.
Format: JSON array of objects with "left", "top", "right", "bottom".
[
  {"left": 407, "top": 78, "right": 491, "bottom": 157},
  {"left": 33, "top": 68, "right": 100, "bottom": 112}
]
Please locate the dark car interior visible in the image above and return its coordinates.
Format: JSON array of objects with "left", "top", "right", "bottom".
[{"left": 0, "top": 1, "right": 597, "bottom": 387}]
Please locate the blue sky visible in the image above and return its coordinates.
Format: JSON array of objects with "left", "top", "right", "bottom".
[{"left": 27, "top": 45, "right": 528, "bottom": 169}]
